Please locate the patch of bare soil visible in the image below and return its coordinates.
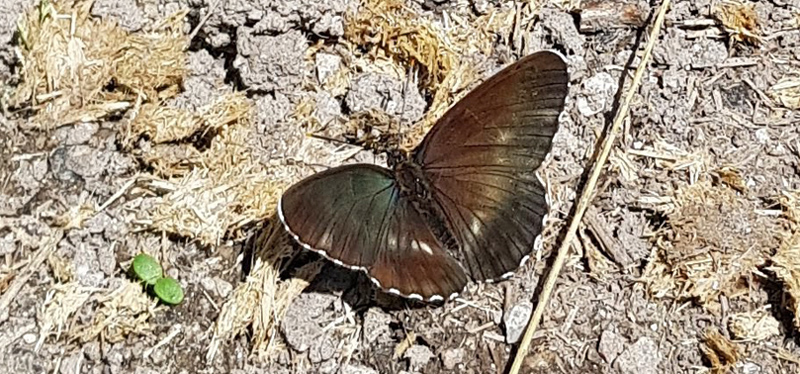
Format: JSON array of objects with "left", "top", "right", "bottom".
[{"left": 1, "top": 0, "right": 799, "bottom": 373}]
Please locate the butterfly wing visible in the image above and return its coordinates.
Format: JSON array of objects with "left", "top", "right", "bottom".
[
  {"left": 279, "top": 164, "right": 468, "bottom": 301},
  {"left": 414, "top": 51, "right": 569, "bottom": 281}
]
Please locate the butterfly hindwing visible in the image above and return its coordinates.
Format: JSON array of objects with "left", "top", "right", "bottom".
[
  {"left": 279, "top": 164, "right": 468, "bottom": 301},
  {"left": 414, "top": 51, "right": 569, "bottom": 281}
]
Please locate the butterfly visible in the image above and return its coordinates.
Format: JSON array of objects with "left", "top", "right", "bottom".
[{"left": 278, "top": 50, "right": 569, "bottom": 302}]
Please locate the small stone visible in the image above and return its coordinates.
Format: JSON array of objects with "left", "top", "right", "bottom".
[
  {"left": 577, "top": 72, "right": 617, "bottom": 117},
  {"left": 281, "top": 314, "right": 320, "bottom": 352},
  {"left": 215, "top": 277, "right": 234, "bottom": 298},
  {"left": 22, "top": 333, "right": 37, "bottom": 344},
  {"left": 148, "top": 343, "right": 168, "bottom": 365},
  {"left": 32, "top": 158, "right": 48, "bottom": 181},
  {"left": 598, "top": 330, "right": 626, "bottom": 363},
  {"left": 317, "top": 360, "right": 339, "bottom": 374},
  {"left": 471, "top": 0, "right": 489, "bottom": 14},
  {"left": 314, "top": 91, "right": 341, "bottom": 125},
  {"left": 362, "top": 307, "right": 392, "bottom": 343},
  {"left": 741, "top": 361, "right": 761, "bottom": 374},
  {"left": 53, "top": 122, "right": 99, "bottom": 145},
  {"left": 233, "top": 28, "right": 306, "bottom": 92},
  {"left": 281, "top": 293, "right": 337, "bottom": 352},
  {"left": 344, "top": 72, "right": 426, "bottom": 123},
  {"left": 200, "top": 277, "right": 216, "bottom": 293},
  {"left": 768, "top": 143, "right": 787, "bottom": 157},
  {"left": 105, "top": 343, "right": 124, "bottom": 367},
  {"left": 341, "top": 365, "right": 378, "bottom": 374},
  {"left": 755, "top": 128, "right": 770, "bottom": 144},
  {"left": 615, "top": 337, "right": 661, "bottom": 374},
  {"left": 316, "top": 53, "right": 342, "bottom": 84},
  {"left": 309, "top": 333, "right": 336, "bottom": 363},
  {"left": 441, "top": 348, "right": 465, "bottom": 370},
  {"left": 404, "top": 345, "right": 434, "bottom": 371},
  {"left": 83, "top": 341, "right": 101, "bottom": 361},
  {"left": 503, "top": 300, "right": 533, "bottom": 344},
  {"left": 492, "top": 309, "right": 502, "bottom": 325},
  {"left": 63, "top": 145, "right": 108, "bottom": 179}
]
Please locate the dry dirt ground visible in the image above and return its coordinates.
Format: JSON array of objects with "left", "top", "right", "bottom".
[{"left": 1, "top": 0, "right": 800, "bottom": 373}]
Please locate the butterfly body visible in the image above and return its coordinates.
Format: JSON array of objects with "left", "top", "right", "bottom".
[{"left": 278, "top": 51, "right": 569, "bottom": 302}]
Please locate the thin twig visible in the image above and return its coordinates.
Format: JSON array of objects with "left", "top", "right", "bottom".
[
  {"left": 188, "top": 0, "right": 219, "bottom": 43},
  {"left": 507, "top": 1, "right": 672, "bottom": 373},
  {"left": 0, "top": 230, "right": 65, "bottom": 313}
]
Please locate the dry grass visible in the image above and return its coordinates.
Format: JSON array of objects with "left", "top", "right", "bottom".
[
  {"left": 130, "top": 93, "right": 286, "bottom": 246},
  {"left": 9, "top": 0, "right": 308, "bottom": 354},
  {"left": 727, "top": 309, "right": 780, "bottom": 342},
  {"left": 341, "top": 0, "right": 526, "bottom": 149},
  {"left": 645, "top": 175, "right": 787, "bottom": 309},
  {"left": 768, "top": 76, "right": 800, "bottom": 110},
  {"left": 11, "top": 0, "right": 187, "bottom": 130},
  {"left": 712, "top": 0, "right": 761, "bottom": 44},
  {"left": 701, "top": 327, "right": 741, "bottom": 374},
  {"left": 36, "top": 282, "right": 96, "bottom": 350},
  {"left": 72, "top": 279, "right": 158, "bottom": 343},
  {"left": 208, "top": 220, "right": 322, "bottom": 361},
  {"left": 36, "top": 278, "right": 158, "bottom": 349},
  {"left": 768, "top": 191, "right": 800, "bottom": 330}
]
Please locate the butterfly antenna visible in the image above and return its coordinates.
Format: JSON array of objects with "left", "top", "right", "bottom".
[
  {"left": 401, "top": 66, "right": 411, "bottom": 119},
  {"left": 306, "top": 132, "right": 350, "bottom": 145}
]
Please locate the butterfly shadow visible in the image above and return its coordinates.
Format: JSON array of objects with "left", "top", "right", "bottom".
[{"left": 241, "top": 215, "right": 435, "bottom": 313}]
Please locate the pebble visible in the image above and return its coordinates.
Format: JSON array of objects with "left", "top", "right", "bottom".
[
  {"left": 503, "top": 301, "right": 533, "bottom": 344},
  {"left": 404, "top": 345, "right": 434, "bottom": 371},
  {"left": 315, "top": 52, "right": 341, "bottom": 85},
  {"left": 615, "top": 337, "right": 661, "bottom": 374},
  {"left": 441, "top": 348, "right": 465, "bottom": 370},
  {"left": 597, "top": 330, "right": 626, "bottom": 363}
]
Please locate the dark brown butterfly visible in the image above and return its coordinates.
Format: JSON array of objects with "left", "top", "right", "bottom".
[{"left": 278, "top": 51, "right": 569, "bottom": 302}]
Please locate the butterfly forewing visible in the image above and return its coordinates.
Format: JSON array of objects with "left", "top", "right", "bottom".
[
  {"left": 279, "top": 164, "right": 468, "bottom": 301},
  {"left": 414, "top": 51, "right": 569, "bottom": 281}
]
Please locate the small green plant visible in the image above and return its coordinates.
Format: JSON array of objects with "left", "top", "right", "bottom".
[
  {"left": 131, "top": 253, "right": 162, "bottom": 285},
  {"left": 129, "top": 253, "right": 184, "bottom": 305},
  {"left": 154, "top": 278, "right": 185, "bottom": 305}
]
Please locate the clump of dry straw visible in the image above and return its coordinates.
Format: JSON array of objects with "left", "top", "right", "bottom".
[
  {"left": 343, "top": 0, "right": 521, "bottom": 148},
  {"left": 11, "top": 0, "right": 187, "bottom": 129},
  {"left": 768, "top": 191, "right": 800, "bottom": 331},
  {"left": 713, "top": 0, "right": 761, "bottom": 44},
  {"left": 645, "top": 173, "right": 788, "bottom": 310}
]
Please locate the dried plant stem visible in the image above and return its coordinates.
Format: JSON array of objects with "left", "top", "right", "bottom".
[
  {"left": 0, "top": 230, "right": 64, "bottom": 313},
  {"left": 507, "top": 1, "right": 672, "bottom": 373}
]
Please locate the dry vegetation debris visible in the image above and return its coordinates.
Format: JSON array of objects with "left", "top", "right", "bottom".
[
  {"left": 645, "top": 175, "right": 788, "bottom": 308},
  {"left": 712, "top": 0, "right": 761, "bottom": 45},
  {"left": 11, "top": 0, "right": 186, "bottom": 130},
  {"left": 701, "top": 327, "right": 741, "bottom": 374},
  {"left": 340, "top": 0, "right": 522, "bottom": 149},
  {"left": 9, "top": 0, "right": 296, "bottom": 352},
  {"left": 768, "top": 191, "right": 800, "bottom": 330},
  {"left": 727, "top": 309, "right": 780, "bottom": 342},
  {"left": 129, "top": 93, "right": 286, "bottom": 246},
  {"left": 208, "top": 221, "right": 323, "bottom": 361},
  {"left": 768, "top": 76, "right": 800, "bottom": 110}
]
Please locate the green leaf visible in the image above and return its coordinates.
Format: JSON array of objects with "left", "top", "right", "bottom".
[
  {"left": 154, "top": 277, "right": 184, "bottom": 305},
  {"left": 131, "top": 253, "right": 162, "bottom": 286}
]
